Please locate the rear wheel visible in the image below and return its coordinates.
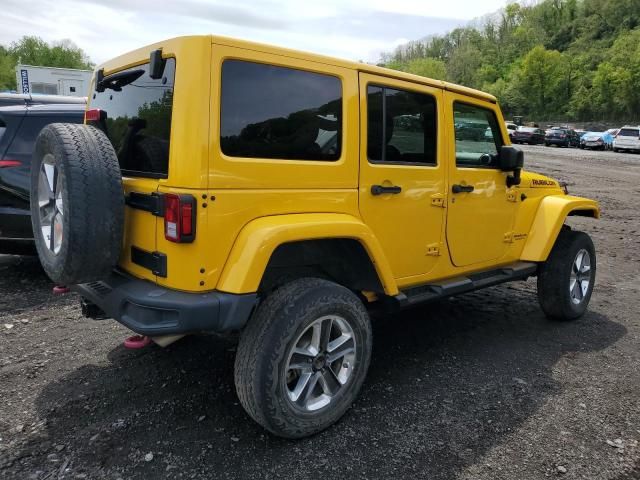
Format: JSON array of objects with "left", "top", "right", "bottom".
[
  {"left": 537, "top": 229, "right": 596, "bottom": 320},
  {"left": 234, "top": 278, "right": 372, "bottom": 438}
]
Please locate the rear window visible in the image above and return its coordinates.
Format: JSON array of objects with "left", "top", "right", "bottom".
[
  {"left": 618, "top": 128, "right": 639, "bottom": 137},
  {"left": 220, "top": 60, "right": 342, "bottom": 161},
  {"left": 0, "top": 118, "right": 6, "bottom": 144},
  {"left": 89, "top": 58, "right": 175, "bottom": 178}
]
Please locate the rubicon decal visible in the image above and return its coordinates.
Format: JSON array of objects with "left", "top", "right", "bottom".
[{"left": 531, "top": 179, "right": 557, "bottom": 187}]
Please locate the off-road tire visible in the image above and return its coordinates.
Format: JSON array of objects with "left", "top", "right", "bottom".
[
  {"left": 537, "top": 229, "right": 596, "bottom": 321},
  {"left": 234, "top": 277, "right": 372, "bottom": 438},
  {"left": 30, "top": 123, "right": 124, "bottom": 285}
]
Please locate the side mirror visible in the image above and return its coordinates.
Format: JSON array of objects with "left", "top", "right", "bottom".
[{"left": 499, "top": 145, "right": 524, "bottom": 187}]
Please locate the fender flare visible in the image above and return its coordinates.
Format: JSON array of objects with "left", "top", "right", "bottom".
[
  {"left": 216, "top": 213, "right": 399, "bottom": 295},
  {"left": 520, "top": 195, "right": 600, "bottom": 262}
]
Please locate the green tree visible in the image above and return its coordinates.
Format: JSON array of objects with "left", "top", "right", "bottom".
[
  {"left": 380, "top": 0, "right": 640, "bottom": 122},
  {"left": 387, "top": 58, "right": 447, "bottom": 80},
  {"left": 0, "top": 36, "right": 93, "bottom": 91},
  {"left": 510, "top": 46, "right": 567, "bottom": 117}
]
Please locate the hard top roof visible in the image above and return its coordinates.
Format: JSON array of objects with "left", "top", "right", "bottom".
[{"left": 96, "top": 35, "right": 497, "bottom": 104}]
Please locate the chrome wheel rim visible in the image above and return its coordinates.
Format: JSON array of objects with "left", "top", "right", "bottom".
[
  {"left": 37, "top": 154, "right": 63, "bottom": 254},
  {"left": 284, "top": 315, "right": 356, "bottom": 412},
  {"left": 570, "top": 249, "right": 591, "bottom": 305}
]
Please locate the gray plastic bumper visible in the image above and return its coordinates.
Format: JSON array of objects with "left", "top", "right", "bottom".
[{"left": 72, "top": 271, "right": 257, "bottom": 336}]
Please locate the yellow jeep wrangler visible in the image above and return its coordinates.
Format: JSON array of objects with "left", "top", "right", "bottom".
[{"left": 30, "top": 35, "right": 599, "bottom": 438}]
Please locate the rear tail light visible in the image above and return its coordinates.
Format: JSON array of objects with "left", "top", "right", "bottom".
[
  {"left": 164, "top": 194, "right": 196, "bottom": 243},
  {"left": 84, "top": 108, "right": 104, "bottom": 123},
  {"left": 0, "top": 160, "right": 21, "bottom": 168}
]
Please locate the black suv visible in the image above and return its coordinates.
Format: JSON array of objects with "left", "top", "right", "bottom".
[
  {"left": 545, "top": 128, "right": 580, "bottom": 148},
  {"left": 0, "top": 103, "right": 85, "bottom": 253}
]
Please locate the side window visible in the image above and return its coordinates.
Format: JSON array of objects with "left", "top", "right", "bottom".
[
  {"left": 367, "top": 85, "right": 437, "bottom": 165},
  {"left": 453, "top": 102, "right": 503, "bottom": 168},
  {"left": 220, "top": 60, "right": 342, "bottom": 161}
]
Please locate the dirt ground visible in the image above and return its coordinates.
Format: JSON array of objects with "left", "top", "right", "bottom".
[{"left": 1, "top": 145, "right": 639, "bottom": 480}]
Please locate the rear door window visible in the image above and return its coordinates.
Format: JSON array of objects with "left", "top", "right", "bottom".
[
  {"left": 220, "top": 60, "right": 342, "bottom": 161},
  {"left": 88, "top": 58, "right": 175, "bottom": 178},
  {"left": 367, "top": 85, "right": 437, "bottom": 165}
]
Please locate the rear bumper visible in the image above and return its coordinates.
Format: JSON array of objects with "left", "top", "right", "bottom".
[
  {"left": 545, "top": 138, "right": 568, "bottom": 145},
  {"left": 73, "top": 271, "right": 257, "bottom": 336}
]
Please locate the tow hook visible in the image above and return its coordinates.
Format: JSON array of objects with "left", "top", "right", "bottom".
[
  {"left": 52, "top": 285, "right": 70, "bottom": 295},
  {"left": 124, "top": 335, "right": 152, "bottom": 349}
]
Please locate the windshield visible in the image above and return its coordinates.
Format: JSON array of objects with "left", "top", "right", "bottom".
[{"left": 88, "top": 58, "right": 175, "bottom": 178}]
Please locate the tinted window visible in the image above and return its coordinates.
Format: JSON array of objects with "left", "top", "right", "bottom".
[
  {"left": 0, "top": 118, "right": 6, "bottom": 144},
  {"left": 367, "top": 85, "right": 437, "bottom": 164},
  {"left": 8, "top": 116, "right": 61, "bottom": 156},
  {"left": 454, "top": 102, "right": 502, "bottom": 168},
  {"left": 220, "top": 60, "right": 342, "bottom": 161},
  {"left": 619, "top": 128, "right": 639, "bottom": 137},
  {"left": 88, "top": 58, "right": 175, "bottom": 177}
]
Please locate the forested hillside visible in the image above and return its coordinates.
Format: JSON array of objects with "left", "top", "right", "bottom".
[{"left": 382, "top": 0, "right": 640, "bottom": 122}]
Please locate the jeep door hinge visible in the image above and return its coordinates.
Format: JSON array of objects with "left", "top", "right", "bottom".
[
  {"left": 503, "top": 232, "right": 515, "bottom": 243},
  {"left": 430, "top": 193, "right": 446, "bottom": 208},
  {"left": 125, "top": 191, "right": 164, "bottom": 217},
  {"left": 506, "top": 189, "right": 518, "bottom": 203},
  {"left": 426, "top": 242, "right": 442, "bottom": 256}
]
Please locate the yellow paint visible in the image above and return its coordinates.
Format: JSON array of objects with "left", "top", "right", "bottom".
[
  {"left": 444, "top": 91, "right": 517, "bottom": 267},
  {"left": 216, "top": 214, "right": 398, "bottom": 295},
  {"left": 357, "top": 73, "right": 446, "bottom": 278},
  {"left": 520, "top": 195, "right": 600, "bottom": 261},
  {"left": 89, "top": 35, "right": 598, "bottom": 295}
]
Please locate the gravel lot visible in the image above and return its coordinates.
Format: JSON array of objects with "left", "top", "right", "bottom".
[{"left": 1, "top": 145, "right": 639, "bottom": 480}]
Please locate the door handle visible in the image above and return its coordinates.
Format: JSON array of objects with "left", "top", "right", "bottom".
[
  {"left": 452, "top": 184, "right": 474, "bottom": 194},
  {"left": 371, "top": 184, "right": 402, "bottom": 196}
]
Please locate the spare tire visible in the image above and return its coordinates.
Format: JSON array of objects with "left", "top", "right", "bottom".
[{"left": 30, "top": 123, "right": 124, "bottom": 285}]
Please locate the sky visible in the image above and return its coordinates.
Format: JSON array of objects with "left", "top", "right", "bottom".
[{"left": 0, "top": 0, "right": 509, "bottom": 65}]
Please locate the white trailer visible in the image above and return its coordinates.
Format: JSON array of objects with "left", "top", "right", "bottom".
[{"left": 15, "top": 64, "right": 92, "bottom": 97}]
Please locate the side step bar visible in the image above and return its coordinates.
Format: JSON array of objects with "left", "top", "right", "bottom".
[{"left": 393, "top": 261, "right": 538, "bottom": 309}]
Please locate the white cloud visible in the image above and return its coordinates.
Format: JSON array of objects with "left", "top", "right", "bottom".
[{"left": 0, "top": 0, "right": 509, "bottom": 65}]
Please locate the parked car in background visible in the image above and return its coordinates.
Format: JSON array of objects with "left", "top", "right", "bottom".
[
  {"left": 0, "top": 103, "right": 85, "bottom": 253},
  {"left": 0, "top": 93, "right": 86, "bottom": 108},
  {"left": 512, "top": 126, "right": 545, "bottom": 145},
  {"left": 505, "top": 122, "right": 518, "bottom": 140},
  {"left": 580, "top": 132, "right": 613, "bottom": 150},
  {"left": 575, "top": 129, "right": 587, "bottom": 140},
  {"left": 545, "top": 128, "right": 580, "bottom": 148},
  {"left": 613, "top": 126, "right": 640, "bottom": 153}
]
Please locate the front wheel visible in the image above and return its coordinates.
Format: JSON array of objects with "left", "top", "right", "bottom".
[
  {"left": 234, "top": 278, "right": 372, "bottom": 438},
  {"left": 537, "top": 229, "right": 596, "bottom": 320}
]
